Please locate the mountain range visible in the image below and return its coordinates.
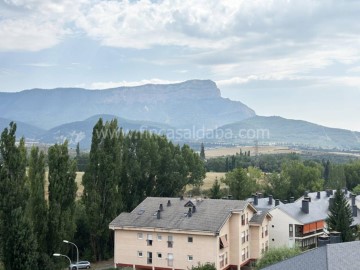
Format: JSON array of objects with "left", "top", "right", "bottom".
[{"left": 0, "top": 80, "right": 359, "bottom": 150}]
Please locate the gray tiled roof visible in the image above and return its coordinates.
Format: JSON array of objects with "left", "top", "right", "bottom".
[
  {"left": 109, "top": 197, "right": 250, "bottom": 234},
  {"left": 281, "top": 190, "right": 360, "bottom": 226},
  {"left": 262, "top": 241, "right": 360, "bottom": 270},
  {"left": 246, "top": 197, "right": 283, "bottom": 211},
  {"left": 249, "top": 210, "right": 269, "bottom": 225}
]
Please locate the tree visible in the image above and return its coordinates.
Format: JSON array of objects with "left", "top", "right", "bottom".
[
  {"left": 76, "top": 142, "right": 80, "bottom": 158},
  {"left": 82, "top": 119, "right": 123, "bottom": 260},
  {"left": 47, "top": 141, "right": 77, "bottom": 257},
  {"left": 327, "top": 164, "right": 345, "bottom": 189},
  {"left": 223, "top": 168, "right": 257, "bottom": 200},
  {"left": 282, "top": 160, "right": 324, "bottom": 198},
  {"left": 345, "top": 161, "right": 360, "bottom": 190},
  {"left": 28, "top": 147, "right": 48, "bottom": 253},
  {"left": 0, "top": 123, "right": 40, "bottom": 270},
  {"left": 265, "top": 173, "right": 290, "bottom": 200},
  {"left": 256, "top": 246, "right": 301, "bottom": 269},
  {"left": 326, "top": 188, "right": 355, "bottom": 242},
  {"left": 200, "top": 143, "right": 205, "bottom": 160},
  {"left": 210, "top": 178, "right": 222, "bottom": 199},
  {"left": 352, "top": 184, "right": 360, "bottom": 195}
]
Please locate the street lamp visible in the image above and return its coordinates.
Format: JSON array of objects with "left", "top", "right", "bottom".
[
  {"left": 53, "top": 253, "right": 71, "bottom": 268},
  {"left": 63, "top": 240, "right": 79, "bottom": 265}
]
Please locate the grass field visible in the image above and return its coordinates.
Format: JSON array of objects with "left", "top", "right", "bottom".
[{"left": 205, "top": 146, "right": 298, "bottom": 158}]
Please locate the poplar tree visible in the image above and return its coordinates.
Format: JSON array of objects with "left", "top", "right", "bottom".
[
  {"left": 47, "top": 141, "right": 77, "bottom": 256},
  {"left": 82, "top": 119, "right": 123, "bottom": 260},
  {"left": 200, "top": 143, "right": 205, "bottom": 160},
  {"left": 0, "top": 123, "right": 37, "bottom": 270},
  {"left": 28, "top": 147, "right": 48, "bottom": 253}
]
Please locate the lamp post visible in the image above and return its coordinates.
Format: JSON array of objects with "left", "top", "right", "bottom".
[
  {"left": 63, "top": 240, "right": 79, "bottom": 265},
  {"left": 53, "top": 253, "right": 72, "bottom": 268}
]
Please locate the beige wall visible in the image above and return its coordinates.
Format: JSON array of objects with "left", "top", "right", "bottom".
[
  {"left": 249, "top": 217, "right": 271, "bottom": 259},
  {"left": 114, "top": 229, "right": 217, "bottom": 270}
]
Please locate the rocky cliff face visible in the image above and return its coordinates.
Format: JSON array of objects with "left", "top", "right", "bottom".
[{"left": 0, "top": 80, "right": 255, "bottom": 129}]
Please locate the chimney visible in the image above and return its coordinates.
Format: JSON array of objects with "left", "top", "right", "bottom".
[
  {"left": 188, "top": 207, "right": 192, "bottom": 217},
  {"left": 317, "top": 191, "right": 321, "bottom": 199},
  {"left": 180, "top": 196, "right": 184, "bottom": 200},
  {"left": 192, "top": 205, "right": 196, "bottom": 213},
  {"left": 228, "top": 195, "right": 233, "bottom": 200},
  {"left": 268, "top": 195, "right": 273, "bottom": 205},
  {"left": 351, "top": 193, "right": 356, "bottom": 206},
  {"left": 283, "top": 200, "right": 288, "bottom": 204},
  {"left": 253, "top": 194, "right": 258, "bottom": 205},
  {"left": 289, "top": 197, "right": 294, "bottom": 203},
  {"left": 257, "top": 192, "right": 263, "bottom": 198},
  {"left": 330, "top": 190, "right": 334, "bottom": 195},
  {"left": 167, "top": 200, "right": 171, "bottom": 207},
  {"left": 302, "top": 199, "right": 309, "bottom": 214},
  {"left": 275, "top": 199, "right": 280, "bottom": 206},
  {"left": 304, "top": 190, "right": 308, "bottom": 197},
  {"left": 159, "top": 204, "right": 164, "bottom": 211},
  {"left": 326, "top": 189, "right": 330, "bottom": 197},
  {"left": 305, "top": 196, "right": 311, "bottom": 202},
  {"left": 345, "top": 187, "right": 348, "bottom": 195},
  {"left": 353, "top": 205, "right": 358, "bottom": 217},
  {"left": 157, "top": 210, "right": 161, "bottom": 219},
  {"left": 329, "top": 198, "right": 334, "bottom": 209}
]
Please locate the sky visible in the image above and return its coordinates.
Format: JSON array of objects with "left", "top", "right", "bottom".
[{"left": 0, "top": 0, "right": 360, "bottom": 131}]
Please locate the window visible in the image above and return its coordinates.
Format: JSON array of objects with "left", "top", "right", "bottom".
[
  {"left": 157, "top": 253, "right": 162, "bottom": 259},
  {"left": 167, "top": 253, "right": 173, "bottom": 267},
  {"left": 265, "top": 241, "right": 269, "bottom": 252},
  {"left": 188, "top": 255, "right": 193, "bottom": 261},
  {"left": 246, "top": 213, "right": 249, "bottom": 224},
  {"left": 138, "top": 251, "right": 143, "bottom": 257},
  {"left": 241, "top": 248, "right": 245, "bottom": 261},
  {"left": 188, "top": 236, "right": 193, "bottom": 243},
  {"left": 158, "top": 234, "right": 162, "bottom": 241},
  {"left": 241, "top": 231, "right": 245, "bottom": 243},
  {"left": 137, "top": 233, "right": 143, "bottom": 239},
  {"left": 289, "top": 224, "right": 294, "bottom": 237},
  {"left": 265, "top": 225, "right": 268, "bottom": 236},
  {"left": 246, "top": 230, "right": 249, "bottom": 242},
  {"left": 246, "top": 247, "right": 249, "bottom": 259},
  {"left": 147, "top": 252, "right": 152, "bottom": 264},
  {"left": 147, "top": 234, "right": 153, "bottom": 246},
  {"left": 219, "top": 254, "right": 224, "bottom": 268},
  {"left": 261, "top": 227, "right": 264, "bottom": 238},
  {"left": 241, "top": 214, "right": 245, "bottom": 226},
  {"left": 167, "top": 235, "right": 173, "bottom": 248},
  {"left": 261, "top": 243, "right": 265, "bottom": 254},
  {"left": 225, "top": 252, "right": 228, "bottom": 265}
]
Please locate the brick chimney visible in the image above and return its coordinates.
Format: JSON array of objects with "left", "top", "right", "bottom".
[
  {"left": 275, "top": 199, "right": 280, "bottom": 206},
  {"left": 353, "top": 205, "right": 358, "bottom": 217},
  {"left": 268, "top": 195, "right": 273, "bottom": 205},
  {"left": 302, "top": 199, "right": 309, "bottom": 214},
  {"left": 253, "top": 194, "right": 258, "bottom": 205}
]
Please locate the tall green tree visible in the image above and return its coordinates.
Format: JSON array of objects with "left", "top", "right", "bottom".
[
  {"left": 345, "top": 161, "right": 360, "bottom": 190},
  {"left": 265, "top": 173, "right": 290, "bottom": 200},
  {"left": 326, "top": 188, "right": 355, "bottom": 242},
  {"left": 223, "top": 168, "right": 257, "bottom": 200},
  {"left": 82, "top": 119, "right": 123, "bottom": 261},
  {"left": 28, "top": 147, "right": 48, "bottom": 253},
  {"left": 0, "top": 123, "right": 37, "bottom": 270},
  {"left": 47, "top": 141, "right": 77, "bottom": 256}
]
